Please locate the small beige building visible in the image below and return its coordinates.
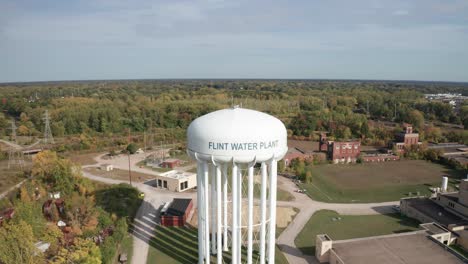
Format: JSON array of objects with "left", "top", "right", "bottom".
[
  {"left": 149, "top": 170, "right": 196, "bottom": 192},
  {"left": 100, "top": 164, "right": 114, "bottom": 171}
]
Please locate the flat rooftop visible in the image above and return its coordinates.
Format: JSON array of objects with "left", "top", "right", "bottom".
[
  {"left": 406, "top": 197, "right": 468, "bottom": 226},
  {"left": 420, "top": 223, "right": 450, "bottom": 235},
  {"left": 333, "top": 232, "right": 464, "bottom": 264},
  {"left": 159, "top": 170, "right": 195, "bottom": 180},
  {"left": 166, "top": 198, "right": 192, "bottom": 217}
]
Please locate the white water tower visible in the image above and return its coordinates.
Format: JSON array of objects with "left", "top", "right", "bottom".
[{"left": 187, "top": 107, "right": 287, "bottom": 264}]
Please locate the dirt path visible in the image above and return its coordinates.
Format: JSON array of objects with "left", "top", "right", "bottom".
[{"left": 0, "top": 179, "right": 27, "bottom": 200}]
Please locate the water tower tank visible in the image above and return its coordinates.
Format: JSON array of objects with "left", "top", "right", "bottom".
[{"left": 187, "top": 107, "right": 287, "bottom": 264}]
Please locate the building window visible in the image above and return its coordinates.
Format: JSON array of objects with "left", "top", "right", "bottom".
[
  {"left": 163, "top": 181, "right": 167, "bottom": 188},
  {"left": 449, "top": 202, "right": 455, "bottom": 208},
  {"left": 157, "top": 179, "right": 162, "bottom": 187},
  {"left": 180, "top": 181, "right": 188, "bottom": 190}
]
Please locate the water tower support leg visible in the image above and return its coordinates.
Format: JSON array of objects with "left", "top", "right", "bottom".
[
  {"left": 247, "top": 165, "right": 254, "bottom": 264},
  {"left": 222, "top": 164, "right": 228, "bottom": 252},
  {"left": 216, "top": 165, "right": 222, "bottom": 264},
  {"left": 197, "top": 162, "right": 204, "bottom": 264},
  {"left": 238, "top": 167, "right": 243, "bottom": 262},
  {"left": 259, "top": 162, "right": 268, "bottom": 264},
  {"left": 204, "top": 162, "right": 210, "bottom": 261},
  {"left": 211, "top": 164, "right": 217, "bottom": 254},
  {"left": 267, "top": 160, "right": 277, "bottom": 263},
  {"left": 231, "top": 164, "right": 238, "bottom": 264}
]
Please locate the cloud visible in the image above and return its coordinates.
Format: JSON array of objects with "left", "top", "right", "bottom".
[
  {"left": 393, "top": 10, "right": 409, "bottom": 16},
  {"left": 1, "top": 0, "right": 468, "bottom": 82}
]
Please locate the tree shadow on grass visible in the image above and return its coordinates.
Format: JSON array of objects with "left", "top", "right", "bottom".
[{"left": 94, "top": 183, "right": 142, "bottom": 219}]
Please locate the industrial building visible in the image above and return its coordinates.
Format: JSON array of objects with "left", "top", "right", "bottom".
[
  {"left": 400, "top": 178, "right": 468, "bottom": 254},
  {"left": 160, "top": 198, "right": 193, "bottom": 227},
  {"left": 283, "top": 147, "right": 313, "bottom": 166},
  {"left": 315, "top": 223, "right": 464, "bottom": 264},
  {"left": 319, "top": 133, "right": 361, "bottom": 163},
  {"left": 327, "top": 140, "right": 361, "bottom": 164},
  {"left": 391, "top": 125, "right": 421, "bottom": 152},
  {"left": 147, "top": 170, "right": 196, "bottom": 192},
  {"left": 361, "top": 153, "right": 400, "bottom": 162},
  {"left": 159, "top": 158, "right": 182, "bottom": 169}
]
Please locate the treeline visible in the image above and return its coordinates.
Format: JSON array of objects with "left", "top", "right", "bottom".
[{"left": 0, "top": 80, "right": 466, "bottom": 145}]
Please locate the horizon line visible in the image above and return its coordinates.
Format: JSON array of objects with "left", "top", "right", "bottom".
[{"left": 1, "top": 78, "right": 468, "bottom": 86}]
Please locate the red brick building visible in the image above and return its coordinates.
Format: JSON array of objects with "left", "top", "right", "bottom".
[
  {"left": 392, "top": 125, "right": 421, "bottom": 152},
  {"left": 327, "top": 140, "right": 361, "bottom": 164},
  {"left": 161, "top": 198, "right": 193, "bottom": 227},
  {"left": 319, "top": 133, "right": 329, "bottom": 152},
  {"left": 160, "top": 158, "right": 182, "bottom": 169},
  {"left": 362, "top": 154, "right": 400, "bottom": 162},
  {"left": 283, "top": 148, "right": 313, "bottom": 166}
]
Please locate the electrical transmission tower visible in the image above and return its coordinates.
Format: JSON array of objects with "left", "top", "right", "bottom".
[
  {"left": 9, "top": 118, "right": 17, "bottom": 143},
  {"left": 43, "top": 110, "right": 54, "bottom": 144},
  {"left": 8, "top": 119, "right": 24, "bottom": 169}
]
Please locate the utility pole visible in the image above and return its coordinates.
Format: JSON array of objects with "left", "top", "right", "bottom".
[
  {"left": 144, "top": 131, "right": 147, "bottom": 151},
  {"left": 366, "top": 100, "right": 370, "bottom": 116},
  {"left": 127, "top": 128, "right": 132, "bottom": 186},
  {"left": 43, "top": 110, "right": 54, "bottom": 144},
  {"left": 128, "top": 153, "right": 132, "bottom": 186}
]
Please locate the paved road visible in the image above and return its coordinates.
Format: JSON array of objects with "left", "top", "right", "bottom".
[{"left": 276, "top": 176, "right": 398, "bottom": 264}]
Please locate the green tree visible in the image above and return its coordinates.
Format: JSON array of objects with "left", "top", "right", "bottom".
[
  {"left": 51, "top": 238, "right": 101, "bottom": 264},
  {"left": 304, "top": 170, "right": 313, "bottom": 183},
  {"left": 0, "top": 220, "right": 40, "bottom": 264},
  {"left": 31, "top": 150, "right": 82, "bottom": 195},
  {"left": 407, "top": 110, "right": 425, "bottom": 131},
  {"left": 126, "top": 143, "right": 138, "bottom": 154}
]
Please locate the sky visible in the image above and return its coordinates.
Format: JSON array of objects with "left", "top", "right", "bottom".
[{"left": 1, "top": 0, "right": 468, "bottom": 82}]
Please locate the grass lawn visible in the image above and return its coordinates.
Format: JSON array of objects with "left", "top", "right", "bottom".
[
  {"left": 147, "top": 226, "right": 289, "bottom": 264},
  {"left": 115, "top": 232, "right": 134, "bottom": 264},
  {"left": 66, "top": 151, "right": 101, "bottom": 165},
  {"left": 84, "top": 167, "right": 155, "bottom": 183},
  {"left": 450, "top": 245, "right": 468, "bottom": 259},
  {"left": 299, "top": 160, "right": 462, "bottom": 203},
  {"left": 295, "top": 210, "right": 421, "bottom": 256}
]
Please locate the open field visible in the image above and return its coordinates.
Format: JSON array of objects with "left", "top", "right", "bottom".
[
  {"left": 295, "top": 210, "right": 421, "bottom": 256},
  {"left": 66, "top": 152, "right": 101, "bottom": 165},
  {"left": 84, "top": 167, "right": 155, "bottom": 183},
  {"left": 0, "top": 160, "right": 29, "bottom": 194},
  {"left": 299, "top": 160, "right": 463, "bottom": 203},
  {"left": 146, "top": 226, "right": 289, "bottom": 264}
]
